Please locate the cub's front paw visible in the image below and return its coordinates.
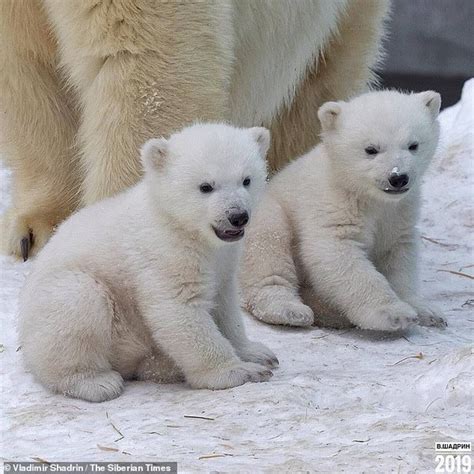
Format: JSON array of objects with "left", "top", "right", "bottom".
[
  {"left": 407, "top": 299, "right": 447, "bottom": 328},
  {"left": 187, "top": 361, "right": 273, "bottom": 390},
  {"left": 360, "top": 301, "right": 418, "bottom": 331},
  {"left": 237, "top": 341, "right": 279, "bottom": 368}
]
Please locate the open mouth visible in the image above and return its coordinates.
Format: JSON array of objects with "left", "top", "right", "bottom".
[
  {"left": 383, "top": 187, "right": 410, "bottom": 195},
  {"left": 212, "top": 226, "right": 245, "bottom": 242}
]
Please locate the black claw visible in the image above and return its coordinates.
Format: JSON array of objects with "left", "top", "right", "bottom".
[{"left": 20, "top": 237, "right": 30, "bottom": 262}]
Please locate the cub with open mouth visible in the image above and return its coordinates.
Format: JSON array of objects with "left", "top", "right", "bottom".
[
  {"left": 18, "top": 123, "right": 277, "bottom": 402},
  {"left": 212, "top": 208, "right": 249, "bottom": 242}
]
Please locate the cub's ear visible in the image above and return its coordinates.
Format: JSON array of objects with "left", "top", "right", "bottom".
[
  {"left": 141, "top": 138, "right": 168, "bottom": 172},
  {"left": 249, "top": 127, "right": 271, "bottom": 158},
  {"left": 417, "top": 91, "right": 441, "bottom": 120},
  {"left": 318, "top": 101, "right": 342, "bottom": 132}
]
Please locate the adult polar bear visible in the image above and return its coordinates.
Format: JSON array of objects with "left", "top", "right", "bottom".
[{"left": 0, "top": 0, "right": 389, "bottom": 259}]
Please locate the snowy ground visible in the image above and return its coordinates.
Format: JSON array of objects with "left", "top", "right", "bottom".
[{"left": 1, "top": 82, "right": 473, "bottom": 473}]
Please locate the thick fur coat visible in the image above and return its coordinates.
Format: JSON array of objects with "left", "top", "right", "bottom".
[
  {"left": 18, "top": 124, "right": 277, "bottom": 402},
  {"left": 0, "top": 0, "right": 389, "bottom": 258},
  {"left": 241, "top": 91, "right": 447, "bottom": 331}
]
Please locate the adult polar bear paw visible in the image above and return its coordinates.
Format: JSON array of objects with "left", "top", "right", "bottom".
[
  {"left": 406, "top": 299, "right": 447, "bottom": 328},
  {"left": 0, "top": 210, "right": 55, "bottom": 261},
  {"left": 357, "top": 301, "right": 419, "bottom": 331},
  {"left": 237, "top": 341, "right": 279, "bottom": 369},
  {"left": 187, "top": 361, "right": 273, "bottom": 390}
]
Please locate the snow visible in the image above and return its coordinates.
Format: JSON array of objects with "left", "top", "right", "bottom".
[{"left": 1, "top": 81, "right": 473, "bottom": 472}]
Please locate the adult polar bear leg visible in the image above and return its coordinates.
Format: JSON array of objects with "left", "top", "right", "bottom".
[
  {"left": 267, "top": 0, "right": 390, "bottom": 170},
  {"left": 0, "top": 0, "right": 80, "bottom": 259},
  {"left": 241, "top": 194, "right": 314, "bottom": 327},
  {"left": 19, "top": 271, "right": 124, "bottom": 402},
  {"left": 43, "top": 0, "right": 234, "bottom": 204}
]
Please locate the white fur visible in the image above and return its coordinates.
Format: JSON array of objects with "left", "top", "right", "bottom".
[
  {"left": 0, "top": 0, "right": 389, "bottom": 258},
  {"left": 230, "top": 0, "right": 348, "bottom": 125},
  {"left": 19, "top": 123, "right": 278, "bottom": 402},
  {"left": 242, "top": 90, "right": 447, "bottom": 331}
]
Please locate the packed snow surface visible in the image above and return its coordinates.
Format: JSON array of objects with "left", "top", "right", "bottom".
[{"left": 1, "top": 81, "right": 473, "bottom": 472}]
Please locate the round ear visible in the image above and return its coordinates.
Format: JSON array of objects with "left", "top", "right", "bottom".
[
  {"left": 141, "top": 138, "right": 169, "bottom": 173},
  {"left": 417, "top": 91, "right": 441, "bottom": 120},
  {"left": 318, "top": 101, "right": 342, "bottom": 132},
  {"left": 249, "top": 127, "right": 271, "bottom": 158}
]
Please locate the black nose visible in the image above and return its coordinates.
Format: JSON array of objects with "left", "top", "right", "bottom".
[
  {"left": 388, "top": 173, "right": 409, "bottom": 189},
  {"left": 228, "top": 211, "right": 249, "bottom": 228}
]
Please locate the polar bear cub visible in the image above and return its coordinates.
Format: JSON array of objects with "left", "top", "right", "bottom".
[
  {"left": 19, "top": 123, "right": 278, "bottom": 402},
  {"left": 241, "top": 90, "right": 446, "bottom": 331}
]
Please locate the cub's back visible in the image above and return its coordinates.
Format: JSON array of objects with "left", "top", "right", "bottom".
[{"left": 26, "top": 185, "right": 152, "bottom": 283}]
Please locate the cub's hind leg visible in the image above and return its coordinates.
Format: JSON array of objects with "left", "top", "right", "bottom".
[
  {"left": 19, "top": 271, "right": 123, "bottom": 402},
  {"left": 241, "top": 195, "right": 314, "bottom": 327}
]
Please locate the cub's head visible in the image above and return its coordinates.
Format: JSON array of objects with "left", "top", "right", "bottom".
[
  {"left": 142, "top": 123, "right": 269, "bottom": 245},
  {"left": 318, "top": 90, "right": 441, "bottom": 201}
]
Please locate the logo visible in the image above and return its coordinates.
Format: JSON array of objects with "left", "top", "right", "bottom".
[{"left": 435, "top": 441, "right": 471, "bottom": 473}]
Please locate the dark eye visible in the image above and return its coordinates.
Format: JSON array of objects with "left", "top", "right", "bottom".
[
  {"left": 408, "top": 142, "right": 418, "bottom": 151},
  {"left": 365, "top": 146, "right": 379, "bottom": 156},
  {"left": 243, "top": 177, "right": 251, "bottom": 187},
  {"left": 199, "top": 183, "right": 213, "bottom": 194}
]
